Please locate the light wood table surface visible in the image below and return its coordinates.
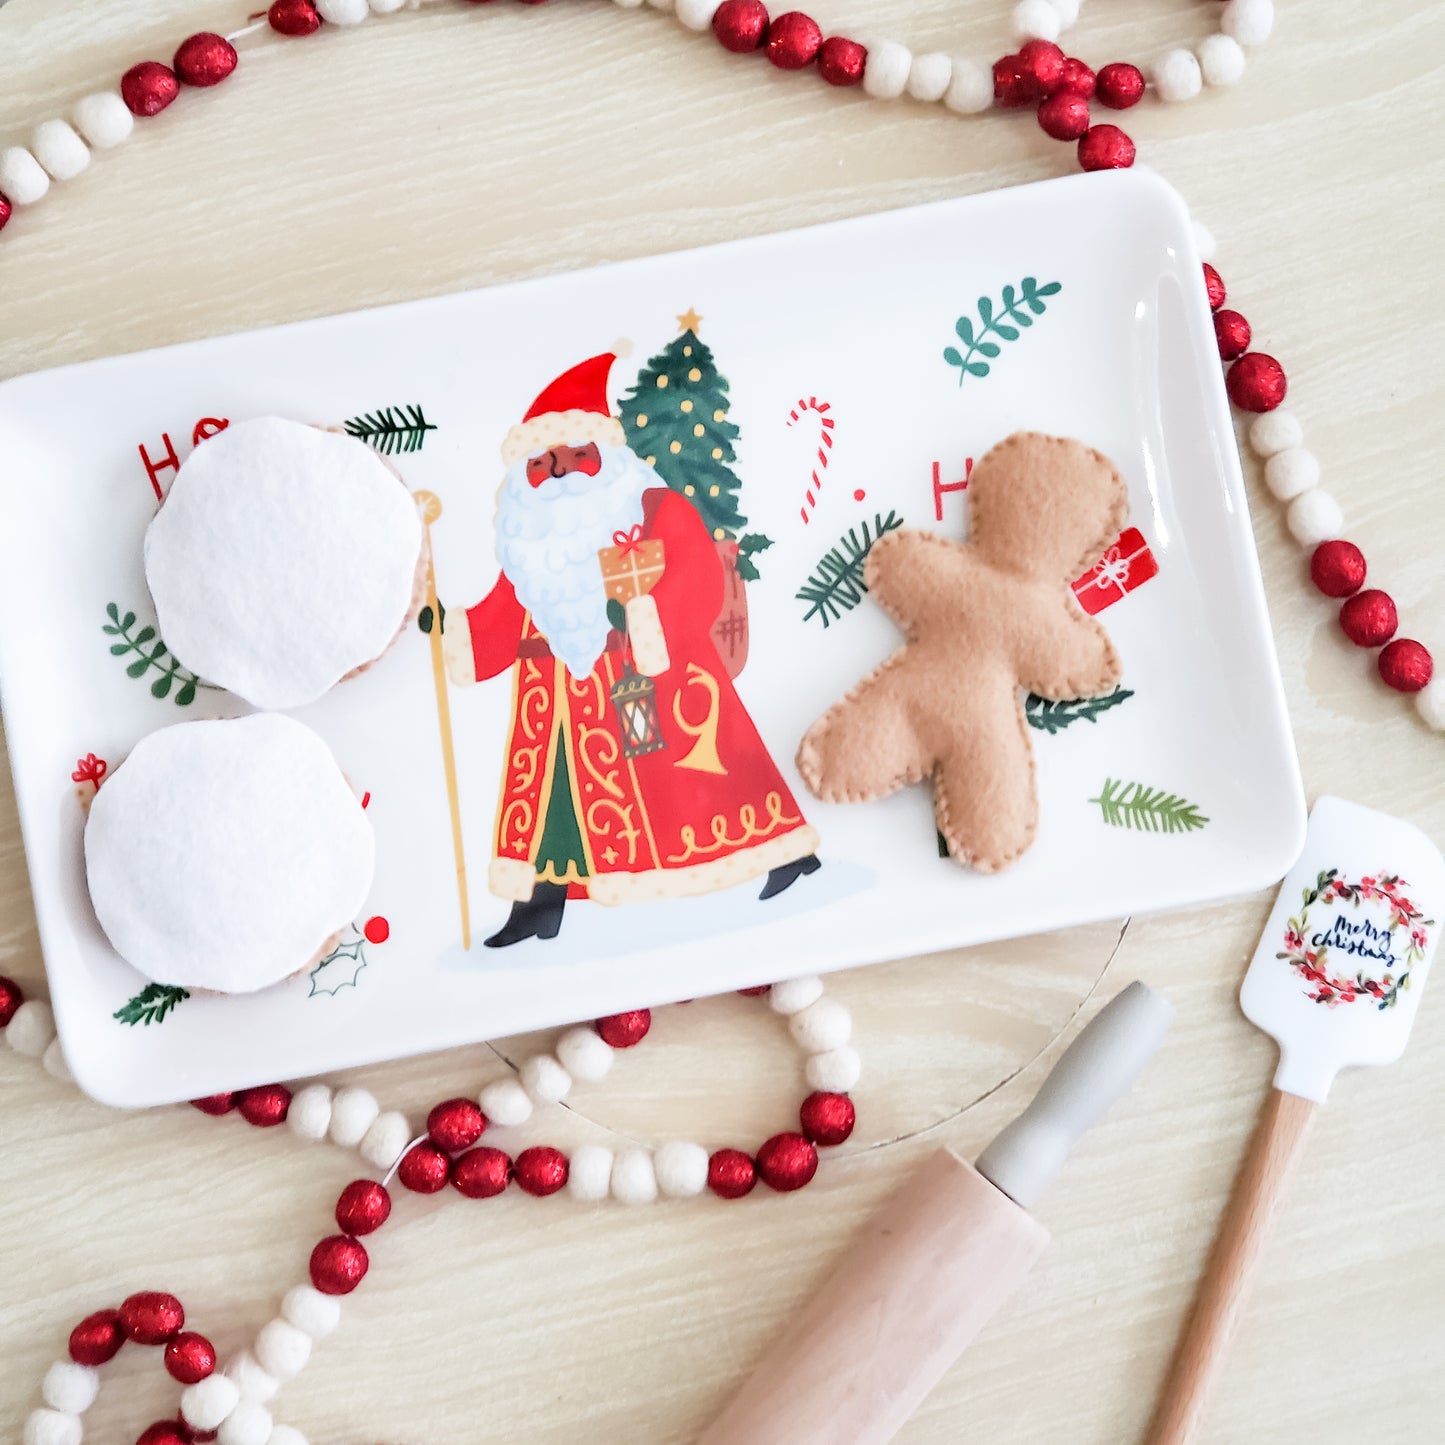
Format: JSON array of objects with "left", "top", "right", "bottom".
[{"left": 2, "top": 2, "right": 1442, "bottom": 1441}]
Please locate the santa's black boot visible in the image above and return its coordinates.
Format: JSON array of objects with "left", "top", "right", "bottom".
[
  {"left": 484, "top": 882, "right": 569, "bottom": 948},
  {"left": 759, "top": 854, "right": 822, "bottom": 901}
]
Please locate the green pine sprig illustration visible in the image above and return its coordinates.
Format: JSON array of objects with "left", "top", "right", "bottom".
[
  {"left": 103, "top": 604, "right": 218, "bottom": 706},
  {"left": 1026, "top": 687, "right": 1134, "bottom": 734},
  {"left": 735, "top": 533, "right": 775, "bottom": 584},
  {"left": 943, "top": 277, "right": 1063, "bottom": 385},
  {"left": 343, "top": 403, "right": 437, "bottom": 456},
  {"left": 797, "top": 512, "right": 905, "bottom": 627},
  {"left": 113, "top": 983, "right": 190, "bottom": 1027},
  {"left": 1090, "top": 778, "right": 1209, "bottom": 834}
]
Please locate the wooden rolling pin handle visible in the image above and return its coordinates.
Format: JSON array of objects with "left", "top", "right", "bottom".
[{"left": 1145, "top": 1087, "right": 1316, "bottom": 1445}]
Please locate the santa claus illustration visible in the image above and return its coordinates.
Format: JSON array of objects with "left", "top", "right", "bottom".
[{"left": 443, "top": 348, "right": 821, "bottom": 947}]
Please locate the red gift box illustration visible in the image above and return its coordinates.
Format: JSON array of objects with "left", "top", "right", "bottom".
[{"left": 1071, "top": 526, "right": 1158, "bottom": 615}]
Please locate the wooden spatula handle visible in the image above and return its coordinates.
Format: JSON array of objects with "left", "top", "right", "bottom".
[{"left": 1145, "top": 1087, "right": 1316, "bottom": 1445}]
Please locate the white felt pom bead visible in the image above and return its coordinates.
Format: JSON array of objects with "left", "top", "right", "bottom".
[
  {"left": 41, "top": 1363, "right": 98, "bottom": 1414},
  {"left": 478, "top": 1077, "right": 533, "bottom": 1127},
  {"left": 1415, "top": 677, "right": 1445, "bottom": 732},
  {"left": 675, "top": 0, "right": 722, "bottom": 29},
  {"left": 316, "top": 0, "right": 368, "bottom": 23},
  {"left": 1153, "top": 49, "right": 1203, "bottom": 103},
  {"left": 806, "top": 1045, "right": 863, "bottom": 1093},
  {"left": 1197, "top": 33, "right": 1247, "bottom": 87},
  {"left": 328, "top": 1087, "right": 379, "bottom": 1148},
  {"left": 182, "top": 1375, "right": 242, "bottom": 1431},
  {"left": 31, "top": 120, "right": 89, "bottom": 182},
  {"left": 943, "top": 58, "right": 993, "bottom": 114},
  {"left": 1193, "top": 220, "right": 1218, "bottom": 262},
  {"left": 567, "top": 1144, "right": 614, "bottom": 1202},
  {"left": 1012, "top": 0, "right": 1060, "bottom": 42},
  {"left": 217, "top": 1401, "right": 273, "bottom": 1445},
  {"left": 0, "top": 147, "right": 51, "bottom": 205},
  {"left": 254, "top": 1319, "right": 312, "bottom": 1381},
  {"left": 555, "top": 1026, "right": 614, "bottom": 1083},
  {"left": 42, "top": 1038, "right": 72, "bottom": 1082},
  {"left": 611, "top": 1148, "right": 659, "bottom": 1204},
  {"left": 520, "top": 1054, "right": 572, "bottom": 1104},
  {"left": 769, "top": 976, "right": 824, "bottom": 1015},
  {"left": 1264, "top": 448, "right": 1321, "bottom": 502},
  {"left": 789, "top": 997, "right": 853, "bottom": 1053},
  {"left": 655, "top": 1141, "right": 710, "bottom": 1198},
  {"left": 358, "top": 1110, "right": 412, "bottom": 1170},
  {"left": 266, "top": 1429, "right": 310, "bottom": 1445},
  {"left": 286, "top": 1084, "right": 333, "bottom": 1142},
  {"left": 282, "top": 1284, "right": 342, "bottom": 1340},
  {"left": 7, "top": 1000, "right": 56, "bottom": 1057},
  {"left": 22, "top": 1410, "right": 81, "bottom": 1445},
  {"left": 1221, "top": 0, "right": 1274, "bottom": 47},
  {"left": 862, "top": 41, "right": 912, "bottom": 100},
  {"left": 224, "top": 1350, "right": 280, "bottom": 1403},
  {"left": 1248, "top": 408, "right": 1304, "bottom": 457},
  {"left": 906, "top": 53, "right": 953, "bottom": 103},
  {"left": 72, "top": 92, "right": 133, "bottom": 150},
  {"left": 1286, "top": 490, "right": 1344, "bottom": 548}
]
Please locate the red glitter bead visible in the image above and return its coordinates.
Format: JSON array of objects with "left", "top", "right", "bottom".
[
  {"left": 992, "top": 54, "right": 1033, "bottom": 109},
  {"left": 707, "top": 1148, "right": 758, "bottom": 1199},
  {"left": 173, "top": 33, "right": 237, "bottom": 87},
  {"left": 1202, "top": 262, "right": 1227, "bottom": 311},
  {"left": 190, "top": 1093, "right": 236, "bottom": 1117},
  {"left": 1095, "top": 62, "right": 1145, "bottom": 109},
  {"left": 1078, "top": 124, "right": 1135, "bottom": 171},
  {"left": 120, "top": 1291, "right": 185, "bottom": 1345},
  {"left": 310, "top": 1235, "right": 369, "bottom": 1295},
  {"left": 799, "top": 1091, "right": 856, "bottom": 1147},
  {"left": 766, "top": 12, "right": 821, "bottom": 69},
  {"left": 817, "top": 36, "right": 867, "bottom": 86},
  {"left": 1057, "top": 57, "right": 1096, "bottom": 99},
  {"left": 268, "top": 0, "right": 322, "bottom": 34},
  {"left": 452, "top": 1147, "right": 513, "bottom": 1199},
  {"left": 398, "top": 1141, "right": 451, "bottom": 1194},
  {"left": 69, "top": 1309, "right": 125, "bottom": 1366},
  {"left": 737, "top": 984, "right": 771, "bottom": 997},
  {"left": 0, "top": 975, "right": 22, "bottom": 1028},
  {"left": 1379, "top": 639, "right": 1434, "bottom": 693},
  {"left": 1309, "top": 540, "right": 1366, "bottom": 598},
  {"left": 1038, "top": 90, "right": 1091, "bottom": 141},
  {"left": 335, "top": 1179, "right": 392, "bottom": 1235},
  {"left": 756, "top": 1132, "right": 819, "bottom": 1191},
  {"left": 1226, "top": 352, "right": 1287, "bottom": 413},
  {"left": 1017, "top": 39, "right": 1065, "bottom": 95},
  {"left": 363, "top": 915, "right": 390, "bottom": 944},
  {"left": 1213, "top": 309, "right": 1252, "bottom": 360},
  {"left": 596, "top": 1009, "right": 651, "bottom": 1047},
  {"left": 136, "top": 1424, "right": 195, "bottom": 1445},
  {"left": 1340, "top": 589, "right": 1398, "bottom": 649},
  {"left": 163, "top": 1332, "right": 216, "bottom": 1385},
  {"left": 121, "top": 62, "right": 180, "bottom": 118},
  {"left": 427, "top": 1097, "right": 486, "bottom": 1152},
  {"left": 236, "top": 1083, "right": 291, "bottom": 1127},
  {"left": 514, "top": 1146, "right": 569, "bottom": 1196},
  {"left": 0, "top": 193, "right": 11, "bottom": 235},
  {"left": 713, "top": 0, "right": 769, "bottom": 53}
]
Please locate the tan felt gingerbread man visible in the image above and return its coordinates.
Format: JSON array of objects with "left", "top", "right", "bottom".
[{"left": 797, "top": 431, "right": 1128, "bottom": 873}]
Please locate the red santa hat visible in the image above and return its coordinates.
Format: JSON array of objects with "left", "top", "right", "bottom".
[{"left": 500, "top": 344, "right": 631, "bottom": 466}]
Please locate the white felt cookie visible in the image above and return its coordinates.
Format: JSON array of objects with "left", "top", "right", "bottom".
[
  {"left": 84, "top": 714, "right": 374, "bottom": 994},
  {"left": 144, "top": 416, "right": 424, "bottom": 710}
]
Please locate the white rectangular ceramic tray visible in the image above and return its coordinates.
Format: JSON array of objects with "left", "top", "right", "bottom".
[{"left": 0, "top": 168, "right": 1305, "bottom": 1107}]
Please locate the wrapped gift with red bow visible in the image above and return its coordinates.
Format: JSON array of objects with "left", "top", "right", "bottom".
[
  {"left": 598, "top": 524, "right": 666, "bottom": 606},
  {"left": 1071, "top": 526, "right": 1158, "bottom": 616}
]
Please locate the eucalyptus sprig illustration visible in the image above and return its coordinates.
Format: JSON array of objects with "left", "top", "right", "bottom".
[
  {"left": 103, "top": 603, "right": 218, "bottom": 706},
  {"left": 944, "top": 277, "right": 1063, "bottom": 385}
]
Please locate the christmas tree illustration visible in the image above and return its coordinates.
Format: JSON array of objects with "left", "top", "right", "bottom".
[{"left": 620, "top": 310, "right": 772, "bottom": 578}]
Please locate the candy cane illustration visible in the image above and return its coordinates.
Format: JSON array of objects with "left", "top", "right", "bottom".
[{"left": 788, "top": 396, "right": 836, "bottom": 524}]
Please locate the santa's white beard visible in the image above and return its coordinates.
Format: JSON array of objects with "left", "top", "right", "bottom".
[{"left": 494, "top": 443, "right": 652, "bottom": 679}]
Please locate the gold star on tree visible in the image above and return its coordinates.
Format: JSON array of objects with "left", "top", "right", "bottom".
[{"left": 676, "top": 307, "right": 703, "bottom": 335}]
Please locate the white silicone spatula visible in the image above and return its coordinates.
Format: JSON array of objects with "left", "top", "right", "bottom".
[{"left": 1147, "top": 795, "right": 1445, "bottom": 1445}]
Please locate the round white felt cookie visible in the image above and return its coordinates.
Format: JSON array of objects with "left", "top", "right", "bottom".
[
  {"left": 144, "top": 416, "right": 424, "bottom": 710},
  {"left": 84, "top": 714, "right": 374, "bottom": 993}
]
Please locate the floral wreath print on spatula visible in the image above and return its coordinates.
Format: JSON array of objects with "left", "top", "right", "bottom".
[
  {"left": 943, "top": 278, "right": 1063, "bottom": 387},
  {"left": 440, "top": 344, "right": 820, "bottom": 949}
]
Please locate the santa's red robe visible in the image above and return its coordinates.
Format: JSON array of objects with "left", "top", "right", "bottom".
[{"left": 460, "top": 487, "right": 818, "bottom": 905}]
